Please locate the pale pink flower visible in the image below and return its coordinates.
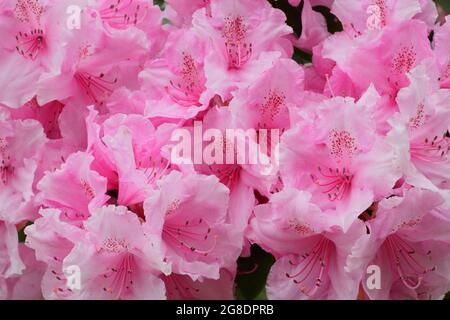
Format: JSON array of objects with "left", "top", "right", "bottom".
[
  {"left": 290, "top": 0, "right": 329, "bottom": 52},
  {"left": 433, "top": 16, "right": 450, "bottom": 89},
  {"left": 36, "top": 151, "right": 109, "bottom": 226},
  {"left": 332, "top": 0, "right": 436, "bottom": 36},
  {"left": 192, "top": 0, "right": 293, "bottom": 101},
  {"left": 281, "top": 96, "right": 401, "bottom": 231},
  {"left": 1, "top": 244, "right": 45, "bottom": 299},
  {"left": 0, "top": 0, "right": 79, "bottom": 107},
  {"left": 388, "top": 63, "right": 450, "bottom": 190},
  {"left": 62, "top": 205, "right": 168, "bottom": 300},
  {"left": 35, "top": 7, "right": 149, "bottom": 107},
  {"left": 144, "top": 171, "right": 242, "bottom": 281},
  {"left": 0, "top": 222, "right": 25, "bottom": 278},
  {"left": 139, "top": 28, "right": 209, "bottom": 120},
  {"left": 322, "top": 20, "right": 434, "bottom": 100},
  {"left": 165, "top": 0, "right": 212, "bottom": 27},
  {"left": 24, "top": 208, "right": 86, "bottom": 299},
  {"left": 229, "top": 58, "right": 304, "bottom": 135},
  {"left": 248, "top": 188, "right": 368, "bottom": 299},
  {"left": 0, "top": 113, "right": 47, "bottom": 225},
  {"left": 163, "top": 269, "right": 235, "bottom": 300},
  {"left": 351, "top": 188, "right": 450, "bottom": 300}
]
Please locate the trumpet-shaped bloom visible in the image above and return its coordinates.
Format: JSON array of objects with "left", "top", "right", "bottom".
[{"left": 144, "top": 171, "right": 242, "bottom": 281}]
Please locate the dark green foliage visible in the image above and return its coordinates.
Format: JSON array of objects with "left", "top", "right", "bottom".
[{"left": 235, "top": 245, "right": 275, "bottom": 300}]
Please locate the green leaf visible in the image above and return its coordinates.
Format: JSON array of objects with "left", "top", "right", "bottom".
[
  {"left": 235, "top": 245, "right": 275, "bottom": 300},
  {"left": 435, "top": 0, "right": 450, "bottom": 13},
  {"left": 293, "top": 47, "right": 312, "bottom": 64},
  {"left": 268, "top": 0, "right": 303, "bottom": 37},
  {"left": 153, "top": 0, "right": 165, "bottom": 10},
  {"left": 312, "top": 5, "right": 343, "bottom": 34},
  {"left": 17, "top": 221, "right": 32, "bottom": 243}
]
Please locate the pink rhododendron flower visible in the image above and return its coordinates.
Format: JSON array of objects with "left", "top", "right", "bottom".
[
  {"left": 144, "top": 171, "right": 242, "bottom": 281},
  {"left": 192, "top": 0, "right": 293, "bottom": 101},
  {"left": 388, "top": 63, "right": 450, "bottom": 190},
  {"left": 249, "top": 188, "right": 368, "bottom": 299},
  {"left": 139, "top": 28, "right": 209, "bottom": 120},
  {"left": 0, "top": 0, "right": 449, "bottom": 301},
  {"left": 164, "top": 268, "right": 235, "bottom": 300},
  {"left": 85, "top": 109, "right": 176, "bottom": 206},
  {"left": 188, "top": 106, "right": 277, "bottom": 237},
  {"left": 165, "top": 0, "right": 212, "bottom": 27},
  {"left": 281, "top": 96, "right": 401, "bottom": 230},
  {"left": 291, "top": 0, "right": 330, "bottom": 52},
  {"left": 229, "top": 58, "right": 304, "bottom": 135},
  {"left": 351, "top": 188, "right": 450, "bottom": 300},
  {"left": 322, "top": 19, "right": 434, "bottom": 100},
  {"left": 24, "top": 208, "right": 86, "bottom": 299},
  {"left": 332, "top": 0, "right": 426, "bottom": 35},
  {"left": 0, "top": 244, "right": 45, "bottom": 299},
  {"left": 0, "top": 113, "right": 47, "bottom": 225},
  {"left": 36, "top": 151, "right": 109, "bottom": 225},
  {"left": 63, "top": 205, "right": 168, "bottom": 300},
  {"left": 433, "top": 16, "right": 450, "bottom": 89}
]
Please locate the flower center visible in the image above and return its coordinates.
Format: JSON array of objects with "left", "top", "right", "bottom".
[
  {"left": 409, "top": 103, "right": 425, "bottom": 129},
  {"left": 311, "top": 166, "right": 353, "bottom": 201},
  {"left": 102, "top": 253, "right": 136, "bottom": 299},
  {"left": 74, "top": 71, "right": 118, "bottom": 105},
  {"left": 99, "top": 0, "right": 148, "bottom": 29},
  {"left": 410, "top": 133, "right": 449, "bottom": 164},
  {"left": 392, "top": 45, "right": 417, "bottom": 75},
  {"left": 163, "top": 217, "right": 217, "bottom": 256},
  {"left": 14, "top": 0, "right": 44, "bottom": 24},
  {"left": 102, "top": 237, "right": 130, "bottom": 254},
  {"left": 165, "top": 274, "right": 201, "bottom": 299},
  {"left": 285, "top": 237, "right": 333, "bottom": 297},
  {"left": 384, "top": 234, "right": 436, "bottom": 291},
  {"left": 0, "top": 139, "right": 14, "bottom": 185},
  {"left": 329, "top": 129, "right": 358, "bottom": 161},
  {"left": 15, "top": 29, "right": 45, "bottom": 60},
  {"left": 259, "top": 90, "right": 286, "bottom": 121},
  {"left": 167, "top": 52, "right": 205, "bottom": 106},
  {"left": 222, "top": 15, "right": 252, "bottom": 69}
]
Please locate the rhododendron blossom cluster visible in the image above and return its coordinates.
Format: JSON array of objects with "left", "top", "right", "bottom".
[{"left": 0, "top": 0, "right": 449, "bottom": 300}]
